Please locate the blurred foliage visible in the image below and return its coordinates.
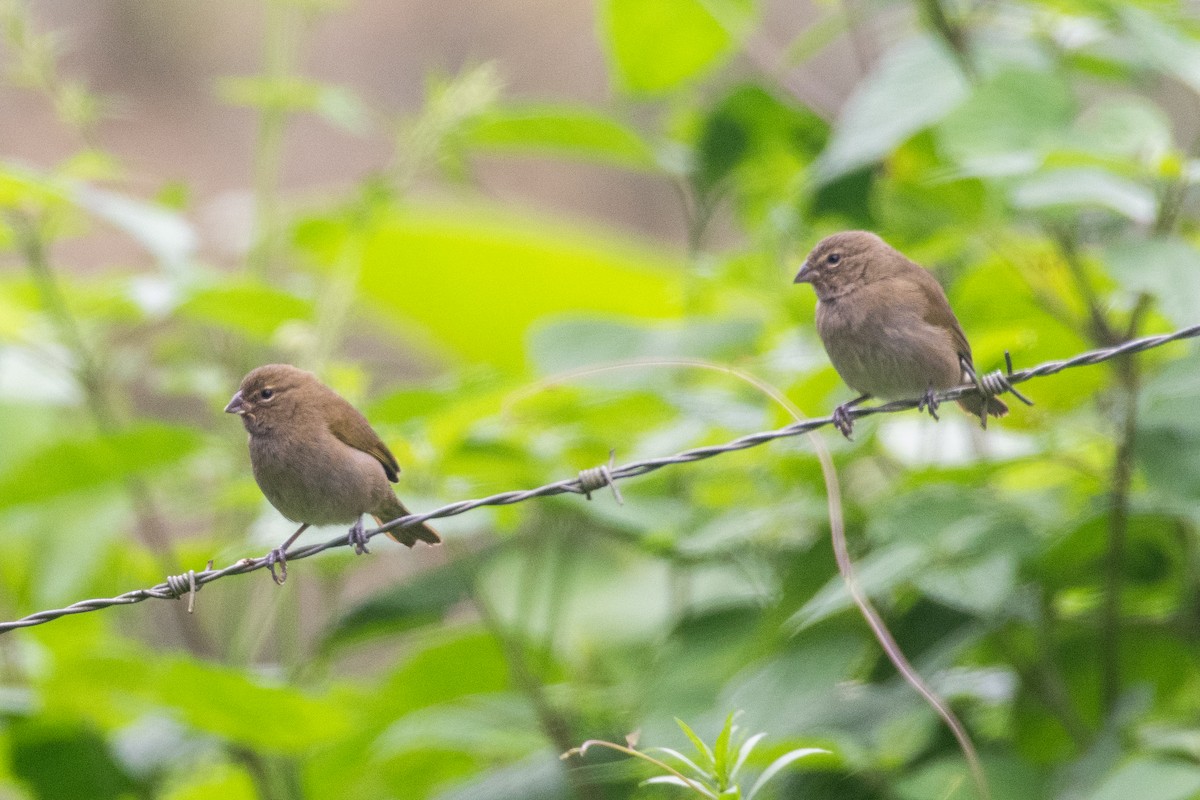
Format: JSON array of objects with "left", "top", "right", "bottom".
[{"left": 1, "top": 0, "right": 1200, "bottom": 798}]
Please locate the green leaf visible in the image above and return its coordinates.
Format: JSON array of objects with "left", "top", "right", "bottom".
[
  {"left": 815, "top": 36, "right": 969, "bottom": 182},
  {"left": 676, "top": 717, "right": 718, "bottom": 771},
  {"left": 602, "top": 0, "right": 754, "bottom": 94},
  {"left": 1010, "top": 168, "right": 1156, "bottom": 224},
  {"left": 1103, "top": 236, "right": 1200, "bottom": 327},
  {"left": 713, "top": 711, "right": 736, "bottom": 783},
  {"left": 176, "top": 280, "right": 313, "bottom": 339},
  {"left": 1087, "top": 758, "right": 1200, "bottom": 800},
  {"left": 693, "top": 85, "right": 828, "bottom": 208},
  {"left": 378, "top": 628, "right": 512, "bottom": 715},
  {"left": 465, "top": 105, "right": 656, "bottom": 169},
  {"left": 1121, "top": 7, "right": 1200, "bottom": 95},
  {"left": 0, "top": 423, "right": 202, "bottom": 510},
  {"left": 527, "top": 317, "right": 762, "bottom": 377},
  {"left": 9, "top": 721, "right": 139, "bottom": 800},
  {"left": 744, "top": 747, "right": 827, "bottom": 800},
  {"left": 356, "top": 204, "right": 684, "bottom": 371},
  {"left": 322, "top": 549, "right": 487, "bottom": 648},
  {"left": 150, "top": 658, "right": 350, "bottom": 752},
  {"left": 68, "top": 183, "right": 196, "bottom": 269},
  {"left": 937, "top": 67, "right": 1074, "bottom": 175}
]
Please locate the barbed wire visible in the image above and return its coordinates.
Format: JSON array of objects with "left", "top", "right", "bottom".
[{"left": 2, "top": 322, "right": 1197, "bottom": 634}]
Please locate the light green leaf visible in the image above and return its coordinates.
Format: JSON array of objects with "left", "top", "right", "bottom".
[
  {"left": 602, "top": 0, "right": 754, "bottom": 94},
  {"left": 151, "top": 659, "right": 350, "bottom": 752},
  {"left": 465, "top": 105, "right": 656, "bottom": 169},
  {"left": 1104, "top": 236, "right": 1200, "bottom": 327},
  {"left": 676, "top": 717, "right": 718, "bottom": 771},
  {"left": 69, "top": 183, "right": 196, "bottom": 269},
  {"left": 1121, "top": 7, "right": 1200, "bottom": 95},
  {"left": 356, "top": 204, "right": 684, "bottom": 371},
  {"left": 0, "top": 423, "right": 202, "bottom": 510},
  {"left": 528, "top": 317, "right": 761, "bottom": 377},
  {"left": 815, "top": 36, "right": 969, "bottom": 182},
  {"left": 176, "top": 281, "right": 313, "bottom": 339},
  {"left": 1010, "top": 168, "right": 1156, "bottom": 224},
  {"left": 1088, "top": 758, "right": 1200, "bottom": 800},
  {"left": 938, "top": 68, "right": 1074, "bottom": 174},
  {"left": 745, "top": 748, "right": 827, "bottom": 800}
]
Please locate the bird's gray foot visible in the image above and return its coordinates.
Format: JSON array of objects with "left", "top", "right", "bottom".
[
  {"left": 918, "top": 385, "right": 941, "bottom": 421},
  {"left": 266, "top": 548, "right": 288, "bottom": 585},
  {"left": 265, "top": 522, "right": 308, "bottom": 585},
  {"left": 832, "top": 403, "right": 857, "bottom": 439},
  {"left": 348, "top": 518, "right": 371, "bottom": 556}
]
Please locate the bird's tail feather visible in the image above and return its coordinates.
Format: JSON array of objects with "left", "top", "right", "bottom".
[
  {"left": 374, "top": 497, "right": 441, "bottom": 547},
  {"left": 957, "top": 394, "right": 1009, "bottom": 421}
]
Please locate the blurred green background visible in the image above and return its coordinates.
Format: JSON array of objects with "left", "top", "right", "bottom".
[{"left": 2, "top": 0, "right": 1200, "bottom": 798}]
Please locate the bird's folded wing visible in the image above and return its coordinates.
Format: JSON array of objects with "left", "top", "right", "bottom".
[{"left": 327, "top": 404, "right": 402, "bottom": 482}]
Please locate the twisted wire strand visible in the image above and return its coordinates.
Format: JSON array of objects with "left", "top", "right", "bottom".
[{"left": 2, "top": 322, "right": 1197, "bottom": 634}]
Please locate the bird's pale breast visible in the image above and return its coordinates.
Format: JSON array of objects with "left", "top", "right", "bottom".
[
  {"left": 249, "top": 430, "right": 390, "bottom": 525},
  {"left": 816, "top": 292, "right": 963, "bottom": 400}
]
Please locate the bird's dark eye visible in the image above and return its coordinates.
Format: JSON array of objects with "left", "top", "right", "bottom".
[
  {"left": 827, "top": 253, "right": 841, "bottom": 265},
  {"left": 259, "top": 388, "right": 274, "bottom": 400}
]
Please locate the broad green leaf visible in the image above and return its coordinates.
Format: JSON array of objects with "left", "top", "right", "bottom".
[
  {"left": 895, "top": 753, "right": 1044, "bottom": 800},
  {"left": 176, "top": 280, "right": 313, "bottom": 339},
  {"left": 694, "top": 85, "right": 828, "bottom": 218},
  {"left": 1103, "top": 236, "right": 1200, "bottom": 327},
  {"left": 602, "top": 0, "right": 754, "bottom": 94},
  {"left": 1087, "top": 757, "right": 1200, "bottom": 800},
  {"left": 0, "top": 423, "right": 201, "bottom": 510},
  {"left": 163, "top": 764, "right": 257, "bottom": 800},
  {"left": 1136, "top": 352, "right": 1200, "bottom": 500},
  {"left": 527, "top": 317, "right": 762, "bottom": 377},
  {"left": 1069, "top": 97, "right": 1173, "bottom": 163},
  {"left": 1121, "top": 7, "right": 1200, "bottom": 95},
  {"left": 68, "top": 183, "right": 196, "bottom": 269},
  {"left": 9, "top": 721, "right": 139, "bottom": 800},
  {"left": 465, "top": 105, "right": 656, "bottom": 169},
  {"left": 150, "top": 659, "right": 350, "bottom": 752},
  {"left": 815, "top": 36, "right": 969, "bottom": 182},
  {"left": 938, "top": 68, "right": 1074, "bottom": 174},
  {"left": 356, "top": 204, "right": 684, "bottom": 371},
  {"left": 322, "top": 549, "right": 489, "bottom": 648},
  {"left": 432, "top": 752, "right": 568, "bottom": 800},
  {"left": 1010, "top": 168, "right": 1156, "bottom": 224},
  {"left": 360, "top": 629, "right": 514, "bottom": 746},
  {"left": 0, "top": 161, "right": 70, "bottom": 209}
]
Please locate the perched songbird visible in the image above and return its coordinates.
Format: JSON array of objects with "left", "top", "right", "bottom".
[
  {"left": 225, "top": 364, "right": 440, "bottom": 583},
  {"left": 793, "top": 231, "right": 1007, "bottom": 438}
]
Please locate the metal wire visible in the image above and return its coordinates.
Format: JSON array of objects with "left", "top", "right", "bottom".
[{"left": 2, "top": 322, "right": 1197, "bottom": 634}]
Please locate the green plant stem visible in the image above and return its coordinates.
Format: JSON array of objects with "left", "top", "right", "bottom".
[
  {"left": 463, "top": 564, "right": 603, "bottom": 800},
  {"left": 918, "top": 0, "right": 977, "bottom": 80},
  {"left": 1053, "top": 230, "right": 1144, "bottom": 716},
  {"left": 249, "top": 0, "right": 304, "bottom": 278},
  {"left": 1017, "top": 592, "right": 1092, "bottom": 746},
  {"left": 229, "top": 745, "right": 294, "bottom": 800},
  {"left": 11, "top": 214, "right": 214, "bottom": 656}
]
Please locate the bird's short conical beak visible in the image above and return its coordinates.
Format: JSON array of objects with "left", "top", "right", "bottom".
[
  {"left": 225, "top": 391, "right": 247, "bottom": 415},
  {"left": 793, "top": 261, "right": 813, "bottom": 284}
]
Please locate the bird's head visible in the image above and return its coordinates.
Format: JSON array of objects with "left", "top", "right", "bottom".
[
  {"left": 793, "top": 230, "right": 895, "bottom": 301},
  {"left": 225, "top": 363, "right": 319, "bottom": 434}
]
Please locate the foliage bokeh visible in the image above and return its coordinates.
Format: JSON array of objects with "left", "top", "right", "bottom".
[{"left": 2, "top": 0, "right": 1200, "bottom": 798}]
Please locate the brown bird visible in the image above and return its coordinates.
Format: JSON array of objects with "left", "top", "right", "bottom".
[
  {"left": 793, "top": 231, "right": 1008, "bottom": 438},
  {"left": 225, "top": 364, "right": 440, "bottom": 583}
]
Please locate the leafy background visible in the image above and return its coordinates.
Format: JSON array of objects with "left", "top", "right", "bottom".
[{"left": 1, "top": 0, "right": 1200, "bottom": 798}]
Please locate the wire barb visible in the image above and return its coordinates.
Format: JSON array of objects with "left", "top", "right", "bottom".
[
  {"left": 574, "top": 449, "right": 624, "bottom": 504},
  {"left": 0, "top": 323, "right": 1197, "bottom": 634}
]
